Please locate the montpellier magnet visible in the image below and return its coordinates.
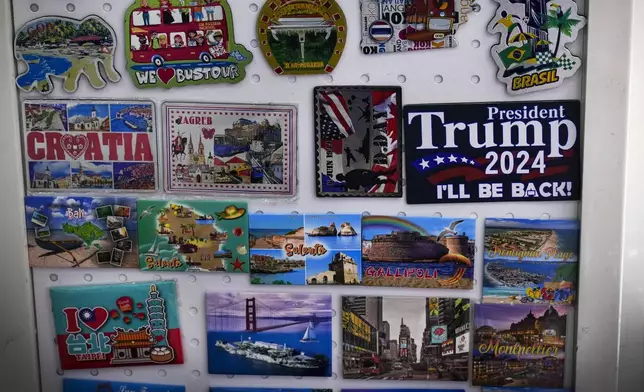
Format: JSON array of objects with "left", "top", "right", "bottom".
[
  {"left": 125, "top": 0, "right": 252, "bottom": 88},
  {"left": 360, "top": 0, "right": 480, "bottom": 55},
  {"left": 488, "top": 0, "right": 586, "bottom": 94},
  {"left": 257, "top": 0, "right": 347, "bottom": 75},
  {"left": 404, "top": 101, "right": 581, "bottom": 204},
  {"left": 15, "top": 16, "right": 121, "bottom": 94}
]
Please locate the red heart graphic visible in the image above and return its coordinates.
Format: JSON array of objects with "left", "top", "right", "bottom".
[
  {"left": 60, "top": 134, "right": 89, "bottom": 160},
  {"left": 78, "top": 307, "right": 109, "bottom": 331},
  {"left": 157, "top": 67, "right": 175, "bottom": 84}
]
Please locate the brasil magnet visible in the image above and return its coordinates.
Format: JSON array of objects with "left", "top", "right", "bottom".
[
  {"left": 125, "top": 0, "right": 252, "bottom": 88},
  {"left": 15, "top": 16, "right": 121, "bottom": 94},
  {"left": 257, "top": 0, "right": 347, "bottom": 75},
  {"left": 488, "top": 0, "right": 586, "bottom": 94}
]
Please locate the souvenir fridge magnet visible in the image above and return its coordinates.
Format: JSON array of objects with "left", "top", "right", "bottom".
[
  {"left": 15, "top": 16, "right": 120, "bottom": 94},
  {"left": 474, "top": 304, "right": 568, "bottom": 388},
  {"left": 51, "top": 281, "right": 184, "bottom": 370},
  {"left": 23, "top": 100, "right": 158, "bottom": 192},
  {"left": 257, "top": 0, "right": 347, "bottom": 75},
  {"left": 315, "top": 86, "right": 402, "bottom": 197},
  {"left": 138, "top": 200, "right": 249, "bottom": 272},
  {"left": 483, "top": 218, "right": 579, "bottom": 305},
  {"left": 64, "top": 379, "right": 185, "bottom": 392},
  {"left": 250, "top": 214, "right": 362, "bottom": 285},
  {"left": 360, "top": 0, "right": 480, "bottom": 55},
  {"left": 206, "top": 292, "right": 332, "bottom": 376},
  {"left": 404, "top": 101, "right": 581, "bottom": 204},
  {"left": 211, "top": 389, "right": 332, "bottom": 392},
  {"left": 25, "top": 196, "right": 138, "bottom": 268},
  {"left": 125, "top": 0, "right": 252, "bottom": 88},
  {"left": 362, "top": 215, "right": 475, "bottom": 289},
  {"left": 342, "top": 296, "right": 471, "bottom": 381},
  {"left": 164, "top": 102, "right": 296, "bottom": 196},
  {"left": 483, "top": 389, "right": 572, "bottom": 392},
  {"left": 488, "top": 0, "right": 586, "bottom": 94}
]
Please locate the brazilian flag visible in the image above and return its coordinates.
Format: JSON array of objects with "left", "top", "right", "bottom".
[{"left": 498, "top": 43, "right": 534, "bottom": 69}]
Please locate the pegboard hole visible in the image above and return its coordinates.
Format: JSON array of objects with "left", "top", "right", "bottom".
[
  {"left": 251, "top": 74, "right": 261, "bottom": 83},
  {"left": 473, "top": 279, "right": 478, "bottom": 286},
  {"left": 103, "top": 3, "right": 112, "bottom": 12},
  {"left": 332, "top": 373, "right": 338, "bottom": 380},
  {"left": 118, "top": 274, "right": 127, "bottom": 282},
  {"left": 249, "top": 3, "right": 259, "bottom": 12},
  {"left": 360, "top": 74, "right": 370, "bottom": 83},
  {"left": 190, "top": 338, "right": 200, "bottom": 347},
  {"left": 290, "top": 211, "right": 300, "bottom": 215},
  {"left": 397, "top": 74, "right": 407, "bottom": 83},
  {"left": 397, "top": 211, "right": 406, "bottom": 217},
  {"left": 84, "top": 274, "right": 93, "bottom": 282},
  {"left": 29, "top": 3, "right": 39, "bottom": 12},
  {"left": 189, "top": 307, "right": 198, "bottom": 316},
  {"left": 434, "top": 75, "right": 444, "bottom": 84},
  {"left": 192, "top": 370, "right": 201, "bottom": 378},
  {"left": 124, "top": 369, "right": 132, "bottom": 376},
  {"left": 362, "top": 211, "right": 370, "bottom": 216},
  {"left": 541, "top": 213, "right": 551, "bottom": 220},
  {"left": 470, "top": 212, "right": 478, "bottom": 219},
  {"left": 261, "top": 375, "right": 269, "bottom": 379},
  {"left": 505, "top": 213, "right": 515, "bottom": 218},
  {"left": 222, "top": 275, "right": 232, "bottom": 284},
  {"left": 471, "top": 75, "right": 481, "bottom": 84},
  {"left": 153, "top": 274, "right": 162, "bottom": 281},
  {"left": 158, "top": 369, "right": 167, "bottom": 377},
  {"left": 90, "top": 369, "right": 99, "bottom": 376},
  {"left": 56, "top": 369, "right": 64, "bottom": 376},
  {"left": 324, "top": 75, "right": 334, "bottom": 83},
  {"left": 332, "top": 341, "right": 337, "bottom": 348},
  {"left": 327, "top": 211, "right": 335, "bottom": 215},
  {"left": 49, "top": 274, "right": 58, "bottom": 282},
  {"left": 66, "top": 3, "right": 75, "bottom": 12},
  {"left": 188, "top": 275, "right": 197, "bottom": 283},
  {"left": 250, "top": 39, "right": 259, "bottom": 48},
  {"left": 433, "top": 212, "right": 443, "bottom": 217},
  {"left": 226, "top": 374, "right": 235, "bottom": 379},
  {"left": 255, "top": 210, "right": 264, "bottom": 214},
  {"left": 294, "top": 376, "right": 303, "bottom": 380},
  {"left": 288, "top": 76, "right": 297, "bottom": 83},
  {"left": 332, "top": 309, "right": 337, "bottom": 317},
  {"left": 471, "top": 39, "right": 481, "bottom": 48}
]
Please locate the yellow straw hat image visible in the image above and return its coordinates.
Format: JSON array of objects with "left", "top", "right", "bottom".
[{"left": 216, "top": 205, "right": 246, "bottom": 220}]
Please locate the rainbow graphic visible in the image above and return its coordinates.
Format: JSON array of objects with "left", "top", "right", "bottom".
[{"left": 362, "top": 215, "right": 429, "bottom": 236}]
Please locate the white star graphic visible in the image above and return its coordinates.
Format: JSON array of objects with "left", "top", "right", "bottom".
[
  {"left": 461, "top": 157, "right": 469, "bottom": 163},
  {"left": 470, "top": 160, "right": 476, "bottom": 165},
  {"left": 81, "top": 311, "right": 92, "bottom": 320},
  {"left": 419, "top": 159, "right": 430, "bottom": 169},
  {"left": 434, "top": 156, "right": 445, "bottom": 165},
  {"left": 448, "top": 155, "right": 458, "bottom": 163}
]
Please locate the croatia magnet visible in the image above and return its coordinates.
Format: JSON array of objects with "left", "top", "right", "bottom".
[
  {"left": 488, "top": 0, "right": 586, "bottom": 94},
  {"left": 64, "top": 379, "right": 185, "bottom": 392},
  {"left": 23, "top": 100, "right": 158, "bottom": 192},
  {"left": 125, "top": 0, "right": 252, "bottom": 88},
  {"left": 360, "top": 0, "right": 480, "bottom": 55},
  {"left": 164, "top": 102, "right": 296, "bottom": 196},
  {"left": 315, "top": 86, "right": 402, "bottom": 197},
  {"left": 257, "top": 0, "right": 347, "bottom": 75},
  {"left": 51, "top": 281, "right": 184, "bottom": 370},
  {"left": 15, "top": 16, "right": 121, "bottom": 94},
  {"left": 404, "top": 101, "right": 581, "bottom": 204}
]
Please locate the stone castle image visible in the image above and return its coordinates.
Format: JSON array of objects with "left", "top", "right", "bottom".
[
  {"left": 308, "top": 252, "right": 360, "bottom": 285},
  {"left": 364, "top": 231, "right": 473, "bottom": 262}
]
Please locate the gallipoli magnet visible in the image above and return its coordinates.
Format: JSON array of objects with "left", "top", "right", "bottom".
[
  {"left": 25, "top": 196, "right": 138, "bottom": 268},
  {"left": 315, "top": 86, "right": 402, "bottom": 197},
  {"left": 342, "top": 296, "right": 470, "bottom": 381},
  {"left": 206, "top": 292, "right": 332, "bottom": 376},
  {"left": 15, "top": 16, "right": 120, "bottom": 94},
  {"left": 250, "top": 214, "right": 361, "bottom": 285},
  {"left": 484, "top": 218, "right": 579, "bottom": 305},
  {"left": 488, "top": 0, "right": 586, "bottom": 94},
  {"left": 64, "top": 379, "right": 185, "bottom": 392},
  {"left": 362, "top": 215, "right": 475, "bottom": 289},
  {"left": 212, "top": 389, "right": 332, "bottom": 392},
  {"left": 360, "top": 0, "right": 480, "bottom": 55},
  {"left": 51, "top": 281, "right": 184, "bottom": 370},
  {"left": 125, "top": 0, "right": 252, "bottom": 88},
  {"left": 257, "top": 0, "right": 347, "bottom": 75},
  {"left": 138, "top": 200, "right": 249, "bottom": 273},
  {"left": 404, "top": 101, "right": 581, "bottom": 204},
  {"left": 164, "top": 103, "right": 296, "bottom": 196},
  {"left": 474, "top": 304, "right": 568, "bottom": 388},
  {"left": 23, "top": 100, "right": 157, "bottom": 192}
]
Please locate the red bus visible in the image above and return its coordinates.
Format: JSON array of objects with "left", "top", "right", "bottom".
[
  {"left": 129, "top": 2, "right": 231, "bottom": 67},
  {"left": 360, "top": 354, "right": 383, "bottom": 375}
]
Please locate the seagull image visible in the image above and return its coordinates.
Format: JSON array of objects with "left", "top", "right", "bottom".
[
  {"left": 139, "top": 206, "right": 156, "bottom": 220},
  {"left": 437, "top": 219, "right": 465, "bottom": 241}
]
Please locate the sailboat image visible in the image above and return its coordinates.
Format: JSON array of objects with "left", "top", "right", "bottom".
[
  {"left": 300, "top": 321, "right": 318, "bottom": 343},
  {"left": 145, "top": 235, "right": 160, "bottom": 257}
]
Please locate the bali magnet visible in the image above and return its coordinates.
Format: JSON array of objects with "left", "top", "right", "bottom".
[
  {"left": 488, "top": 0, "right": 586, "bottom": 94},
  {"left": 360, "top": 0, "right": 480, "bottom": 54},
  {"left": 125, "top": 0, "right": 252, "bottom": 88},
  {"left": 14, "top": 16, "right": 121, "bottom": 94},
  {"left": 257, "top": 0, "right": 347, "bottom": 75}
]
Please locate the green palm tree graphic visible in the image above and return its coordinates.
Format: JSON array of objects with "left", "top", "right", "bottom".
[{"left": 543, "top": 6, "right": 582, "bottom": 58}]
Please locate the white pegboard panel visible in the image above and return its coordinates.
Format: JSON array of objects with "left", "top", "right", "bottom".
[{"left": 15, "top": 0, "right": 584, "bottom": 391}]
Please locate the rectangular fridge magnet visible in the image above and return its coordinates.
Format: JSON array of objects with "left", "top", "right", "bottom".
[
  {"left": 138, "top": 200, "right": 249, "bottom": 272},
  {"left": 473, "top": 303, "right": 567, "bottom": 388},
  {"left": 64, "top": 379, "right": 185, "bottom": 392},
  {"left": 315, "top": 86, "right": 402, "bottom": 197},
  {"left": 206, "top": 291, "right": 332, "bottom": 377},
  {"left": 212, "top": 389, "right": 332, "bottom": 392},
  {"left": 51, "top": 281, "right": 184, "bottom": 370},
  {"left": 25, "top": 196, "right": 138, "bottom": 268},
  {"left": 362, "top": 215, "right": 475, "bottom": 289},
  {"left": 23, "top": 100, "right": 158, "bottom": 192},
  {"left": 164, "top": 102, "right": 296, "bottom": 196},
  {"left": 342, "top": 296, "right": 471, "bottom": 381},
  {"left": 483, "top": 218, "right": 579, "bottom": 305},
  {"left": 250, "top": 213, "right": 362, "bottom": 286}
]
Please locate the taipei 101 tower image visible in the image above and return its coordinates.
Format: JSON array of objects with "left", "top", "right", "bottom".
[{"left": 147, "top": 284, "right": 175, "bottom": 363}]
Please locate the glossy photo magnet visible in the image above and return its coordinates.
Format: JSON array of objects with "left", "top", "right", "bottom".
[{"left": 64, "top": 379, "right": 185, "bottom": 392}]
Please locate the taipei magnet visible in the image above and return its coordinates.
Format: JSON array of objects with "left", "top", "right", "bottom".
[
  {"left": 360, "top": 0, "right": 480, "bottom": 54},
  {"left": 488, "top": 0, "right": 586, "bottom": 94},
  {"left": 125, "top": 0, "right": 252, "bottom": 88},
  {"left": 14, "top": 16, "right": 121, "bottom": 94},
  {"left": 257, "top": 0, "right": 347, "bottom": 75},
  {"left": 51, "top": 281, "right": 184, "bottom": 370},
  {"left": 64, "top": 379, "right": 185, "bottom": 392}
]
